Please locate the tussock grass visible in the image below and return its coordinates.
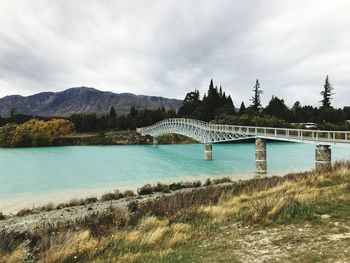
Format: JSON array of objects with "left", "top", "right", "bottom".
[
  {"left": 202, "top": 164, "right": 350, "bottom": 225},
  {"left": 1, "top": 161, "right": 350, "bottom": 262}
]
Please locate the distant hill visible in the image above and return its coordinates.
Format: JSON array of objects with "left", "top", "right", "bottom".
[{"left": 0, "top": 87, "right": 183, "bottom": 117}]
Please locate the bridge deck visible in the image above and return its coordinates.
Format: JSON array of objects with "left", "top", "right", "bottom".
[{"left": 137, "top": 118, "right": 350, "bottom": 145}]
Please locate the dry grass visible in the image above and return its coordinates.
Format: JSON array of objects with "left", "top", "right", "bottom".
[
  {"left": 1, "top": 162, "right": 350, "bottom": 262},
  {"left": 202, "top": 165, "right": 350, "bottom": 225}
]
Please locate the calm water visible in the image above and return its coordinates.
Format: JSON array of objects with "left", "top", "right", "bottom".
[{"left": 0, "top": 142, "right": 350, "bottom": 204}]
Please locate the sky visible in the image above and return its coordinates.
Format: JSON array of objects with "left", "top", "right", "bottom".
[{"left": 0, "top": 0, "right": 349, "bottom": 107}]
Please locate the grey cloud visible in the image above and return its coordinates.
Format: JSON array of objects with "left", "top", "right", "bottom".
[{"left": 0, "top": 0, "right": 349, "bottom": 107}]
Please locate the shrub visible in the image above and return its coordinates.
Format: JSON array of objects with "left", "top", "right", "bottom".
[
  {"left": 192, "top": 180, "right": 202, "bottom": 187},
  {"left": 169, "top": 182, "right": 183, "bottom": 191},
  {"left": 212, "top": 177, "right": 232, "bottom": 185},
  {"left": 83, "top": 207, "right": 128, "bottom": 237},
  {"left": 123, "top": 189, "right": 136, "bottom": 197},
  {"left": 101, "top": 192, "right": 116, "bottom": 201},
  {"left": 55, "top": 203, "right": 67, "bottom": 209},
  {"left": 85, "top": 197, "right": 98, "bottom": 204},
  {"left": 68, "top": 198, "right": 85, "bottom": 207},
  {"left": 16, "top": 208, "right": 32, "bottom": 217},
  {"left": 0, "top": 212, "right": 5, "bottom": 220},
  {"left": 204, "top": 178, "right": 212, "bottom": 186},
  {"left": 101, "top": 190, "right": 125, "bottom": 201},
  {"left": 137, "top": 184, "right": 154, "bottom": 195},
  {"left": 114, "top": 190, "right": 124, "bottom": 199},
  {"left": 39, "top": 202, "right": 55, "bottom": 212},
  {"left": 127, "top": 200, "right": 139, "bottom": 212},
  {"left": 153, "top": 183, "right": 170, "bottom": 193}
]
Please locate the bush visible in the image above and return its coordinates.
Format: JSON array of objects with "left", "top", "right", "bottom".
[
  {"left": 85, "top": 197, "right": 98, "bottom": 204},
  {"left": 153, "top": 183, "right": 170, "bottom": 193},
  {"left": 101, "top": 190, "right": 125, "bottom": 201},
  {"left": 83, "top": 207, "right": 128, "bottom": 237},
  {"left": 168, "top": 180, "right": 202, "bottom": 191},
  {"left": 101, "top": 192, "right": 116, "bottom": 201},
  {"left": 204, "top": 178, "right": 212, "bottom": 186},
  {"left": 16, "top": 209, "right": 32, "bottom": 217},
  {"left": 137, "top": 184, "right": 154, "bottom": 195},
  {"left": 0, "top": 212, "right": 5, "bottom": 220},
  {"left": 127, "top": 200, "right": 139, "bottom": 213},
  {"left": 123, "top": 190, "right": 136, "bottom": 197},
  {"left": 39, "top": 202, "right": 55, "bottom": 212},
  {"left": 212, "top": 177, "right": 232, "bottom": 184},
  {"left": 169, "top": 182, "right": 184, "bottom": 191},
  {"left": 68, "top": 198, "right": 85, "bottom": 207},
  {"left": 192, "top": 180, "right": 202, "bottom": 187}
]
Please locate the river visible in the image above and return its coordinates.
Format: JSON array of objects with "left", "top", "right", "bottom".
[{"left": 0, "top": 142, "right": 349, "bottom": 213}]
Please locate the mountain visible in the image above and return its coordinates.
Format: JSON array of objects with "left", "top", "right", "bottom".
[{"left": 0, "top": 87, "right": 183, "bottom": 117}]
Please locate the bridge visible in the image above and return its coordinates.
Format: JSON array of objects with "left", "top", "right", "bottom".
[{"left": 137, "top": 118, "right": 350, "bottom": 175}]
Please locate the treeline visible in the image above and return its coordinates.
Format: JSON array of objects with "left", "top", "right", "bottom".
[
  {"left": 179, "top": 77, "right": 350, "bottom": 129},
  {"left": 70, "top": 107, "right": 177, "bottom": 133},
  {"left": 0, "top": 119, "right": 74, "bottom": 147},
  {"left": 1, "top": 76, "right": 349, "bottom": 135}
]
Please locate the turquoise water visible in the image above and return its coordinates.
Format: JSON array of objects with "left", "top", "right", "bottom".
[{"left": 0, "top": 142, "right": 350, "bottom": 200}]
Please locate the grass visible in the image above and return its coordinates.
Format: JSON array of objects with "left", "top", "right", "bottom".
[{"left": 1, "top": 162, "right": 350, "bottom": 262}]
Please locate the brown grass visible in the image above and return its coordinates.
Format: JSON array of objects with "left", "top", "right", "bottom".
[{"left": 1, "top": 161, "right": 349, "bottom": 262}]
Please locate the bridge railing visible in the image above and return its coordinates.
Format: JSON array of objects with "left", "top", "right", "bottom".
[{"left": 137, "top": 118, "right": 350, "bottom": 144}]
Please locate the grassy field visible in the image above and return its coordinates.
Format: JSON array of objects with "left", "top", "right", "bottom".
[{"left": 1, "top": 163, "right": 350, "bottom": 262}]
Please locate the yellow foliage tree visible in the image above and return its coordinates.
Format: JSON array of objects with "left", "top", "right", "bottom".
[{"left": 10, "top": 119, "right": 75, "bottom": 147}]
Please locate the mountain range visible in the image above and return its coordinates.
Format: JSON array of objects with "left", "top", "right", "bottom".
[{"left": 0, "top": 87, "right": 183, "bottom": 117}]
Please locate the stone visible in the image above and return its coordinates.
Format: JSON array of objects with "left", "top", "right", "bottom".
[
  {"left": 315, "top": 145, "right": 331, "bottom": 172},
  {"left": 256, "top": 138, "right": 267, "bottom": 174},
  {"left": 204, "top": 143, "right": 212, "bottom": 160}
]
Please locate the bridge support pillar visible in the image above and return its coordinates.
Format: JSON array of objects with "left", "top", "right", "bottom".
[
  {"left": 153, "top": 137, "right": 158, "bottom": 147},
  {"left": 315, "top": 145, "right": 331, "bottom": 172},
  {"left": 204, "top": 143, "right": 212, "bottom": 160},
  {"left": 255, "top": 138, "right": 267, "bottom": 175}
]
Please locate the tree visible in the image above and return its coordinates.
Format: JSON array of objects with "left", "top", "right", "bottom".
[
  {"left": 109, "top": 107, "right": 117, "bottom": 118},
  {"left": 320, "top": 76, "right": 334, "bottom": 109},
  {"left": 202, "top": 80, "right": 221, "bottom": 120},
  {"left": 250, "top": 79, "right": 263, "bottom": 112},
  {"left": 238, "top": 102, "right": 246, "bottom": 115},
  {"left": 130, "top": 106, "right": 137, "bottom": 117},
  {"left": 178, "top": 89, "right": 201, "bottom": 117},
  {"left": 263, "top": 96, "right": 290, "bottom": 120}
]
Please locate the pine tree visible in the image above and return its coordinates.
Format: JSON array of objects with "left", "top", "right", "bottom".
[
  {"left": 239, "top": 102, "right": 246, "bottom": 115},
  {"left": 203, "top": 79, "right": 221, "bottom": 121},
  {"left": 109, "top": 106, "right": 116, "bottom": 118},
  {"left": 250, "top": 79, "right": 263, "bottom": 112},
  {"left": 320, "top": 76, "right": 334, "bottom": 109}
]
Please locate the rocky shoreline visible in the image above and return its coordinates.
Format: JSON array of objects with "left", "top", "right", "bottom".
[
  {"left": 54, "top": 131, "right": 195, "bottom": 146},
  {"left": 0, "top": 186, "right": 209, "bottom": 234},
  {"left": 0, "top": 171, "right": 311, "bottom": 235}
]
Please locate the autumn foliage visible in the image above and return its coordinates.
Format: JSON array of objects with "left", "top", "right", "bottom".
[{"left": 0, "top": 119, "right": 75, "bottom": 147}]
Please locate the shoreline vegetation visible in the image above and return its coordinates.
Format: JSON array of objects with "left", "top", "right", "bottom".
[
  {"left": 0, "top": 118, "right": 196, "bottom": 147},
  {"left": 1, "top": 162, "right": 350, "bottom": 262}
]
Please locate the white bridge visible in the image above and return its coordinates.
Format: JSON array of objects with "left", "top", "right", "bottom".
[{"left": 137, "top": 118, "right": 350, "bottom": 174}]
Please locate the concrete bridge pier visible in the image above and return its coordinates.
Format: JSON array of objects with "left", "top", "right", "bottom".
[
  {"left": 255, "top": 138, "right": 267, "bottom": 175},
  {"left": 315, "top": 145, "right": 331, "bottom": 172},
  {"left": 204, "top": 143, "right": 213, "bottom": 160},
  {"left": 153, "top": 137, "right": 158, "bottom": 147}
]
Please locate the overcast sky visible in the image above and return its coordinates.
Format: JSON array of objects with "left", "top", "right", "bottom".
[{"left": 0, "top": 0, "right": 349, "bottom": 107}]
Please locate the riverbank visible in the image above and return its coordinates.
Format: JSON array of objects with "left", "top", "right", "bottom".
[
  {"left": 1, "top": 162, "right": 350, "bottom": 262},
  {"left": 54, "top": 131, "right": 196, "bottom": 146}
]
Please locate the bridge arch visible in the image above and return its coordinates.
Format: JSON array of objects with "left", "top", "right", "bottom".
[{"left": 136, "top": 118, "right": 252, "bottom": 144}]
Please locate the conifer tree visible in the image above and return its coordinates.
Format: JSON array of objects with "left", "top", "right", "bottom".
[
  {"left": 250, "top": 79, "right": 263, "bottom": 112},
  {"left": 109, "top": 106, "right": 117, "bottom": 118},
  {"left": 320, "top": 75, "right": 334, "bottom": 109},
  {"left": 239, "top": 102, "right": 246, "bottom": 115}
]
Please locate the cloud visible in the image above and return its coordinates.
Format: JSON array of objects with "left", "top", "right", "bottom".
[{"left": 0, "top": 0, "right": 349, "bottom": 107}]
